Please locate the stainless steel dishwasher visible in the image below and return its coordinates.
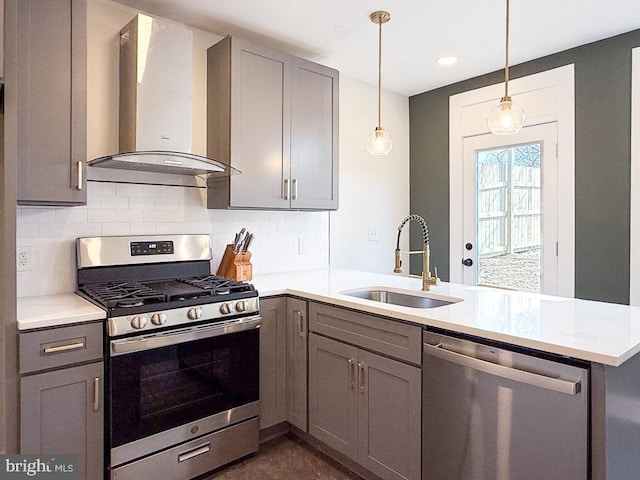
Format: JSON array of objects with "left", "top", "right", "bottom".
[{"left": 422, "top": 331, "right": 588, "bottom": 480}]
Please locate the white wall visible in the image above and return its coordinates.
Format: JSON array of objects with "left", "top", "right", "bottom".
[
  {"left": 15, "top": 0, "right": 410, "bottom": 297},
  {"left": 330, "top": 77, "right": 410, "bottom": 273}
]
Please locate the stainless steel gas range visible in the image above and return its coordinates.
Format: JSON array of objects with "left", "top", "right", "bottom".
[{"left": 76, "top": 234, "right": 261, "bottom": 480}]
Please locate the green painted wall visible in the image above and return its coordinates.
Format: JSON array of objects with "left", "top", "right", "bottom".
[{"left": 409, "top": 29, "right": 640, "bottom": 304}]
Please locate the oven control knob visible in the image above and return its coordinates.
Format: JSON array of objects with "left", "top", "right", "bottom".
[
  {"left": 151, "top": 313, "right": 167, "bottom": 326},
  {"left": 187, "top": 307, "right": 203, "bottom": 320},
  {"left": 220, "top": 303, "right": 232, "bottom": 315},
  {"left": 235, "top": 300, "right": 248, "bottom": 313},
  {"left": 131, "top": 315, "right": 148, "bottom": 330}
]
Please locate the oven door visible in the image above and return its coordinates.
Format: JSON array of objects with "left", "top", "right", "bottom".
[{"left": 108, "top": 316, "right": 260, "bottom": 467}]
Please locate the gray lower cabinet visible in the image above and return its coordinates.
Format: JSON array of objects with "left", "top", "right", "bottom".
[
  {"left": 206, "top": 36, "right": 338, "bottom": 211},
  {"left": 309, "top": 327, "right": 421, "bottom": 480},
  {"left": 20, "top": 363, "right": 104, "bottom": 479},
  {"left": 11, "top": 0, "right": 87, "bottom": 205},
  {"left": 286, "top": 297, "right": 308, "bottom": 431},
  {"left": 19, "top": 322, "right": 103, "bottom": 480},
  {"left": 259, "top": 297, "right": 308, "bottom": 432},
  {"left": 259, "top": 297, "right": 288, "bottom": 428}
]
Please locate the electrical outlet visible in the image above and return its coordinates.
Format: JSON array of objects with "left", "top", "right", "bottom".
[
  {"left": 298, "top": 237, "right": 308, "bottom": 255},
  {"left": 368, "top": 229, "right": 379, "bottom": 242},
  {"left": 17, "top": 246, "right": 33, "bottom": 272}
]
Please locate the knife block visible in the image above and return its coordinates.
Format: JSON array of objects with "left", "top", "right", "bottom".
[{"left": 216, "top": 244, "right": 253, "bottom": 281}]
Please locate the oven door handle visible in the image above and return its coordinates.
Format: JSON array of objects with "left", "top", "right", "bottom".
[{"left": 110, "top": 316, "right": 262, "bottom": 356}]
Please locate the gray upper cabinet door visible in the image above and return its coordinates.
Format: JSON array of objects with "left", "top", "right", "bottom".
[
  {"left": 357, "top": 349, "right": 422, "bottom": 480},
  {"left": 15, "top": 0, "right": 87, "bottom": 205},
  {"left": 207, "top": 36, "right": 338, "bottom": 211},
  {"left": 290, "top": 58, "right": 339, "bottom": 210},
  {"left": 308, "top": 333, "right": 358, "bottom": 460},
  {"left": 20, "top": 361, "right": 103, "bottom": 480},
  {"left": 207, "top": 36, "right": 290, "bottom": 210},
  {"left": 286, "top": 297, "right": 308, "bottom": 431},
  {"left": 258, "top": 297, "right": 287, "bottom": 429}
]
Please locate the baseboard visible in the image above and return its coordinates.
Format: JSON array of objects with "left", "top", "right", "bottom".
[{"left": 258, "top": 422, "right": 290, "bottom": 444}]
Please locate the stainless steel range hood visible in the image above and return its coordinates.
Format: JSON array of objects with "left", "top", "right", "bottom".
[{"left": 88, "top": 14, "right": 238, "bottom": 180}]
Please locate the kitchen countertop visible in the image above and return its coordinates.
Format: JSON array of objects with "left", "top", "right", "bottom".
[
  {"left": 17, "top": 293, "right": 106, "bottom": 330},
  {"left": 252, "top": 268, "right": 640, "bottom": 366}
]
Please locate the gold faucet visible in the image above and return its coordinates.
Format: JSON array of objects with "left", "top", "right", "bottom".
[{"left": 394, "top": 214, "right": 440, "bottom": 291}]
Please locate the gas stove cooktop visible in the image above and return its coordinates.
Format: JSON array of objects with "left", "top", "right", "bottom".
[
  {"left": 79, "top": 275, "right": 256, "bottom": 310},
  {"left": 76, "top": 235, "right": 260, "bottom": 338}
]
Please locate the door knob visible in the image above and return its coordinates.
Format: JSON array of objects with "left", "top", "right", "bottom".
[{"left": 462, "top": 258, "right": 473, "bottom": 267}]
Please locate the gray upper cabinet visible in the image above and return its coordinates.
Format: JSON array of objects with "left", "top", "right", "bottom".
[
  {"left": 289, "top": 58, "right": 339, "bottom": 210},
  {"left": 258, "top": 297, "right": 287, "bottom": 429},
  {"left": 14, "top": 0, "right": 87, "bottom": 205},
  {"left": 19, "top": 322, "right": 103, "bottom": 480},
  {"left": 207, "top": 36, "right": 338, "bottom": 211},
  {"left": 286, "top": 297, "right": 308, "bottom": 431}
]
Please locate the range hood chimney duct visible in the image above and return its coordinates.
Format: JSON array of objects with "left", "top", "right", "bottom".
[{"left": 88, "top": 14, "right": 238, "bottom": 178}]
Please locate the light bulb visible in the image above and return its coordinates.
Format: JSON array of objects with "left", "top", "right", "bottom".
[
  {"left": 487, "top": 97, "right": 525, "bottom": 135},
  {"left": 367, "top": 127, "right": 393, "bottom": 155}
]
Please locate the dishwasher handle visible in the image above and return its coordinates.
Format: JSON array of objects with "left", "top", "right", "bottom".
[{"left": 423, "top": 342, "right": 580, "bottom": 395}]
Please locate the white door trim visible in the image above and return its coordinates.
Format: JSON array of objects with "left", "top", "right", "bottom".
[
  {"left": 630, "top": 47, "right": 640, "bottom": 306},
  {"left": 449, "top": 64, "right": 575, "bottom": 297}
]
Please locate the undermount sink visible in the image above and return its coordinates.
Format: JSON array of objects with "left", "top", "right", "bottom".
[{"left": 343, "top": 288, "right": 462, "bottom": 309}]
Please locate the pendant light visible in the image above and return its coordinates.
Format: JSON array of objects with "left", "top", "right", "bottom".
[
  {"left": 367, "top": 11, "right": 393, "bottom": 155},
  {"left": 487, "top": 0, "right": 525, "bottom": 135}
]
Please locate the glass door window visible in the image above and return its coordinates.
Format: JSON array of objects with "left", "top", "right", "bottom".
[
  {"left": 476, "top": 143, "right": 542, "bottom": 291},
  {"left": 462, "top": 123, "right": 558, "bottom": 295}
]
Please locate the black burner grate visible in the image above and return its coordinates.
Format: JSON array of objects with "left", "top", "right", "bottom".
[
  {"left": 80, "top": 281, "right": 166, "bottom": 309},
  {"left": 178, "top": 275, "right": 255, "bottom": 296}
]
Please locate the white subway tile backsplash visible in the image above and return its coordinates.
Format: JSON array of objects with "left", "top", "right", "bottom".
[
  {"left": 16, "top": 182, "right": 329, "bottom": 297},
  {"left": 102, "top": 223, "right": 131, "bottom": 236},
  {"left": 88, "top": 208, "right": 117, "bottom": 223},
  {"left": 116, "top": 209, "right": 143, "bottom": 223}
]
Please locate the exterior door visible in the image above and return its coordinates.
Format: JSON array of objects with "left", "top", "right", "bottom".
[{"left": 460, "top": 123, "right": 558, "bottom": 294}]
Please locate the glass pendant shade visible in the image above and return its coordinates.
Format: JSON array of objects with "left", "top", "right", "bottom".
[
  {"left": 487, "top": 97, "right": 525, "bottom": 135},
  {"left": 367, "top": 127, "right": 393, "bottom": 155}
]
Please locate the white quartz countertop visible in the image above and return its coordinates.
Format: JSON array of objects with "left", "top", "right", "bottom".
[
  {"left": 252, "top": 268, "right": 640, "bottom": 366},
  {"left": 18, "top": 293, "right": 106, "bottom": 330}
]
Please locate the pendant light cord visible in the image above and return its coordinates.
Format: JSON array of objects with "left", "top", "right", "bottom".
[
  {"left": 504, "top": 0, "right": 510, "bottom": 99},
  {"left": 377, "top": 17, "right": 383, "bottom": 128}
]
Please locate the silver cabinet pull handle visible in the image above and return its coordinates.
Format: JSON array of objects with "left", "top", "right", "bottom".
[
  {"left": 348, "top": 358, "right": 355, "bottom": 390},
  {"left": 77, "top": 160, "right": 83, "bottom": 190},
  {"left": 358, "top": 362, "right": 366, "bottom": 394},
  {"left": 178, "top": 442, "right": 211, "bottom": 463},
  {"left": 423, "top": 342, "right": 580, "bottom": 395},
  {"left": 43, "top": 341, "right": 85, "bottom": 355},
  {"left": 297, "top": 310, "right": 305, "bottom": 338},
  {"left": 93, "top": 377, "right": 100, "bottom": 411},
  {"left": 284, "top": 178, "right": 290, "bottom": 200},
  {"left": 292, "top": 178, "right": 298, "bottom": 200}
]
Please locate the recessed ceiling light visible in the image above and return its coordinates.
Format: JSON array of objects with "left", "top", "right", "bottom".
[{"left": 437, "top": 55, "right": 458, "bottom": 66}]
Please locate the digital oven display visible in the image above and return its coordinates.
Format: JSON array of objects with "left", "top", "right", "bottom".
[{"left": 130, "top": 241, "right": 174, "bottom": 256}]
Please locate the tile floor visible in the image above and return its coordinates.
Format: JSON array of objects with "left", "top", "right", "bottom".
[{"left": 202, "top": 434, "right": 363, "bottom": 479}]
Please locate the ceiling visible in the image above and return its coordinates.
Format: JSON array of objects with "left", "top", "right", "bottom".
[{"left": 112, "top": 0, "right": 640, "bottom": 96}]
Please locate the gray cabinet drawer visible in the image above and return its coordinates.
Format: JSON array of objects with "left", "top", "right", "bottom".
[
  {"left": 308, "top": 303, "right": 422, "bottom": 365},
  {"left": 20, "top": 322, "right": 103, "bottom": 374}
]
